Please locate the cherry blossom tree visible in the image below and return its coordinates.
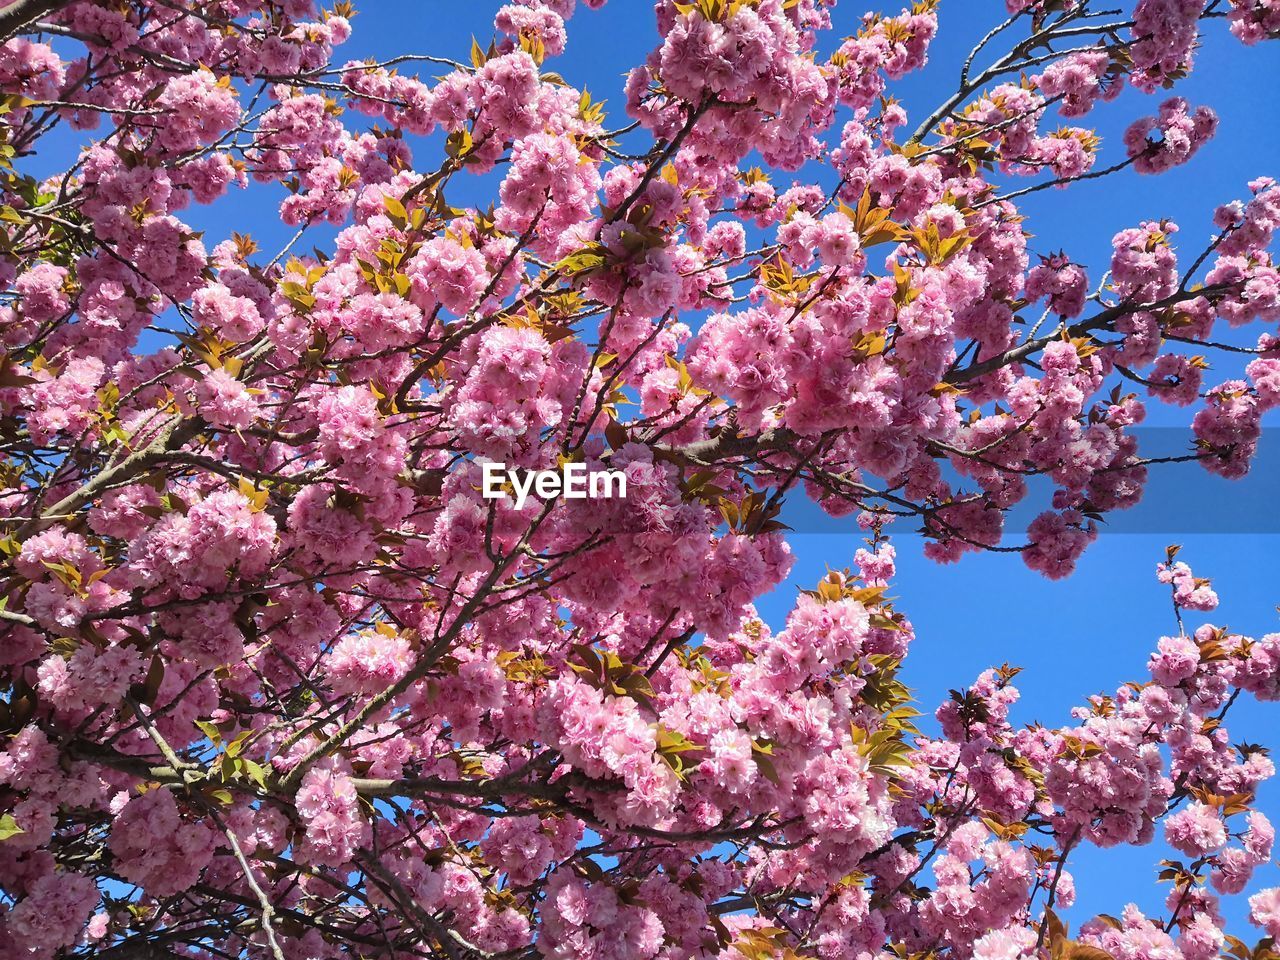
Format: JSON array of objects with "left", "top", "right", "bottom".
[{"left": 2, "top": 0, "right": 1280, "bottom": 958}]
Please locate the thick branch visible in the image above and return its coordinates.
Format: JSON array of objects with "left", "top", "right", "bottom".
[
  {"left": 944, "top": 284, "right": 1236, "bottom": 385},
  {"left": 0, "top": 0, "right": 75, "bottom": 41}
]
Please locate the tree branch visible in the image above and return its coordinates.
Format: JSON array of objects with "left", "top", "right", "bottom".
[{"left": 0, "top": 0, "right": 76, "bottom": 42}]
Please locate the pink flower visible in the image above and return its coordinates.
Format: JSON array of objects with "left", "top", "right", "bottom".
[
  {"left": 295, "top": 759, "right": 370, "bottom": 868},
  {"left": 1244, "top": 811, "right": 1276, "bottom": 863},
  {"left": 1148, "top": 634, "right": 1200, "bottom": 687},
  {"left": 1250, "top": 888, "right": 1280, "bottom": 939},
  {"left": 816, "top": 212, "right": 860, "bottom": 267},
  {"left": 1026, "top": 253, "right": 1088, "bottom": 318},
  {"left": 408, "top": 235, "right": 488, "bottom": 316},
  {"left": 1036, "top": 50, "right": 1118, "bottom": 117},
  {"left": 192, "top": 281, "right": 266, "bottom": 341},
  {"left": 1228, "top": 0, "right": 1280, "bottom": 45},
  {"left": 325, "top": 629, "right": 416, "bottom": 696},
  {"left": 1156, "top": 560, "right": 1219, "bottom": 611},
  {"left": 15, "top": 263, "right": 70, "bottom": 322},
  {"left": 109, "top": 789, "right": 217, "bottom": 896},
  {"left": 130, "top": 488, "right": 277, "bottom": 603},
  {"left": 26, "top": 356, "right": 105, "bottom": 445},
  {"left": 973, "top": 924, "right": 1036, "bottom": 960},
  {"left": 1125, "top": 98, "right": 1218, "bottom": 174},
  {"left": 195, "top": 368, "right": 261, "bottom": 429},
  {"left": 5, "top": 870, "right": 99, "bottom": 956},
  {"left": 1165, "top": 802, "right": 1228, "bottom": 856}
]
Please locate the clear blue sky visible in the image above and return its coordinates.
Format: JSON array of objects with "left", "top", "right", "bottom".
[{"left": 48, "top": 0, "right": 1278, "bottom": 929}]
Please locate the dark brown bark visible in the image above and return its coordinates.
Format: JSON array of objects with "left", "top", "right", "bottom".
[{"left": 0, "top": 0, "right": 75, "bottom": 42}]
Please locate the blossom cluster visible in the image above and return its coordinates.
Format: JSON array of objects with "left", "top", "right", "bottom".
[{"left": 0, "top": 1, "right": 1279, "bottom": 959}]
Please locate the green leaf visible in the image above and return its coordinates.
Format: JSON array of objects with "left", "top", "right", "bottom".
[
  {"left": 383, "top": 194, "right": 408, "bottom": 226},
  {"left": 445, "top": 128, "right": 474, "bottom": 161},
  {"left": 555, "top": 243, "right": 608, "bottom": 277},
  {"left": 224, "top": 730, "right": 251, "bottom": 759},
  {"left": 242, "top": 759, "right": 268, "bottom": 789},
  {"left": 0, "top": 813, "right": 25, "bottom": 841}
]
